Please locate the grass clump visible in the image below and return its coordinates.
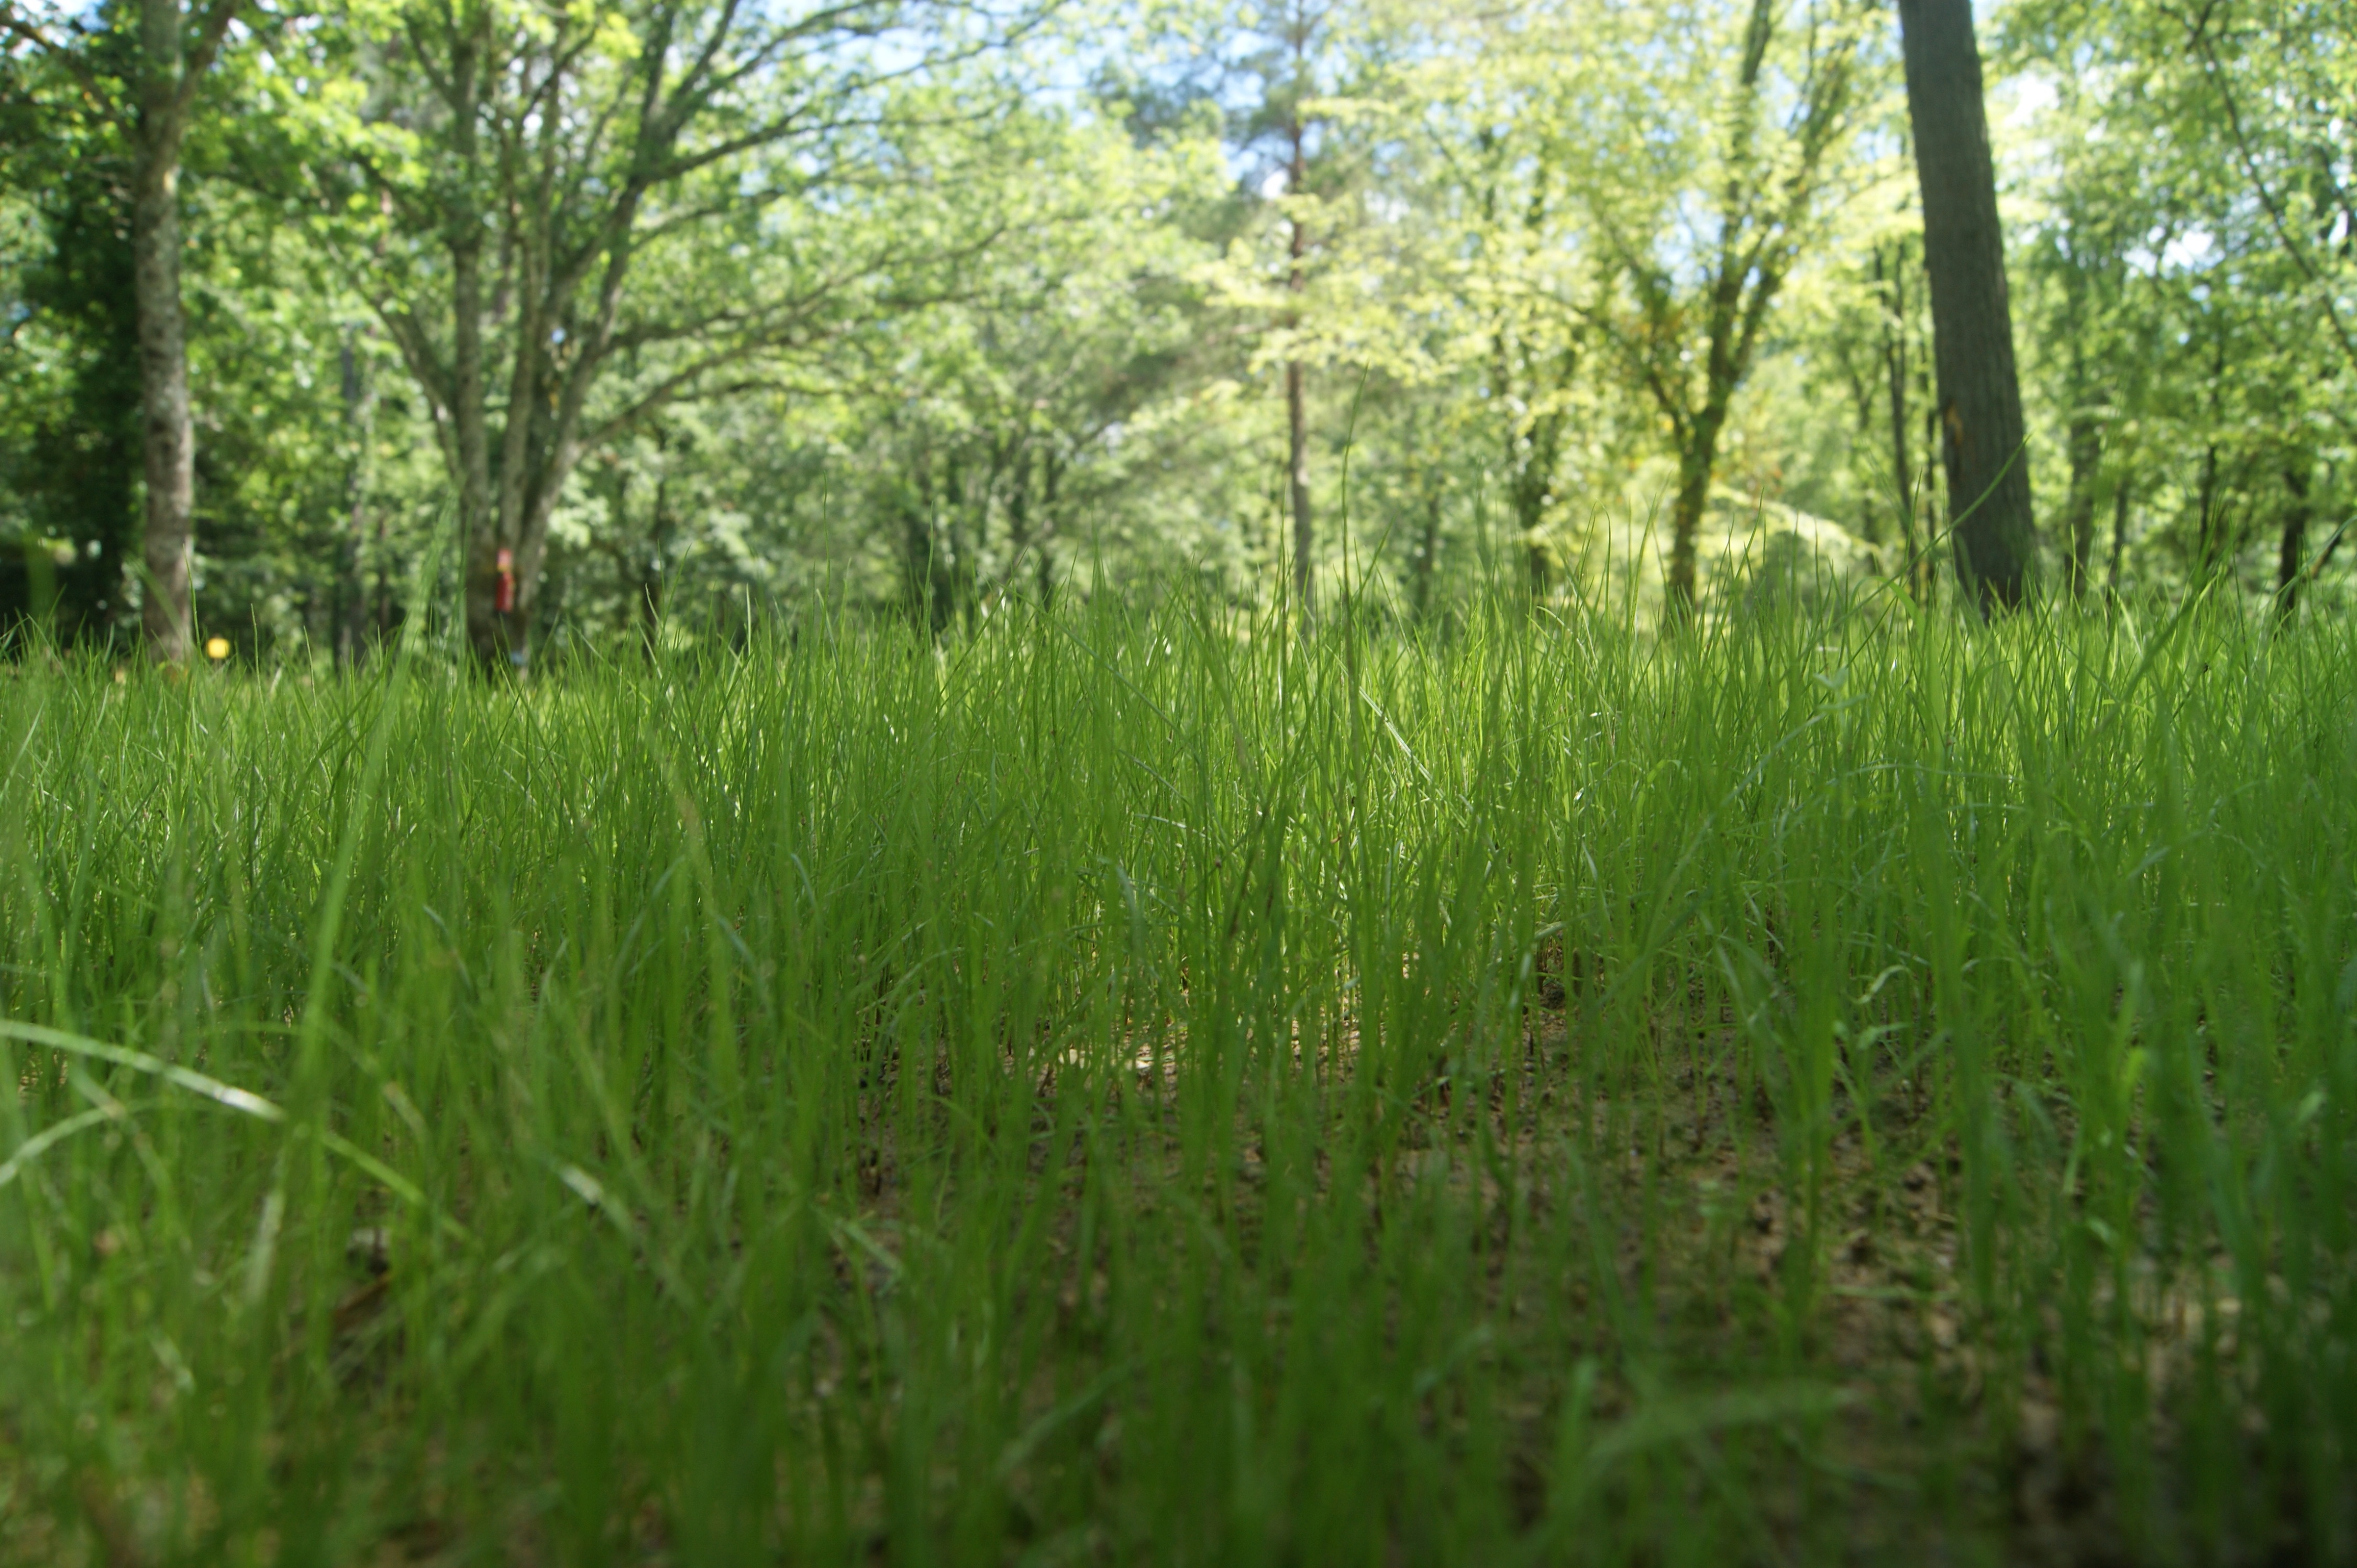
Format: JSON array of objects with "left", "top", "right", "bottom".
[{"left": 2, "top": 592, "right": 2353, "bottom": 1565}]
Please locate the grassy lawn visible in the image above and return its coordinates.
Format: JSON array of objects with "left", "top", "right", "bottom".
[{"left": 2, "top": 594, "right": 2352, "bottom": 1564}]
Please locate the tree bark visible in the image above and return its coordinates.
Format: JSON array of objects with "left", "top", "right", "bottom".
[
  {"left": 1897, "top": 0, "right": 2035, "bottom": 610},
  {"left": 130, "top": 0, "right": 196, "bottom": 663}
]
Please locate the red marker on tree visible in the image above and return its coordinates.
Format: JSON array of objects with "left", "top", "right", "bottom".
[{"left": 494, "top": 547, "right": 515, "bottom": 614}]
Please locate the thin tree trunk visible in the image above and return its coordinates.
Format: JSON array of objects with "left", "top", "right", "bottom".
[
  {"left": 1841, "top": 357, "right": 1880, "bottom": 547},
  {"left": 1286, "top": 303, "right": 1312, "bottom": 617},
  {"left": 1038, "top": 451, "right": 1060, "bottom": 605},
  {"left": 903, "top": 463, "right": 933, "bottom": 632},
  {"left": 131, "top": 0, "right": 196, "bottom": 663},
  {"left": 2277, "top": 459, "right": 2311, "bottom": 617},
  {"left": 606, "top": 467, "right": 634, "bottom": 631},
  {"left": 338, "top": 331, "right": 377, "bottom": 665},
  {"left": 1285, "top": 97, "right": 1313, "bottom": 621},
  {"left": 901, "top": 451, "right": 954, "bottom": 637},
  {"left": 642, "top": 475, "right": 670, "bottom": 657},
  {"left": 1413, "top": 474, "right": 1442, "bottom": 623},
  {"left": 1897, "top": 0, "right": 2035, "bottom": 610},
  {"left": 2106, "top": 470, "right": 2132, "bottom": 593},
  {"left": 373, "top": 505, "right": 393, "bottom": 641},
  {"left": 1005, "top": 442, "right": 1033, "bottom": 597},
  {"left": 1879, "top": 244, "right": 1924, "bottom": 596},
  {"left": 2061, "top": 410, "right": 2101, "bottom": 598},
  {"left": 2194, "top": 442, "right": 2225, "bottom": 575},
  {"left": 961, "top": 440, "right": 1006, "bottom": 635}
]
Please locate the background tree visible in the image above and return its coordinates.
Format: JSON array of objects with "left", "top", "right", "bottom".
[
  {"left": 311, "top": 0, "right": 1026, "bottom": 668},
  {"left": 1210, "top": 0, "right": 1347, "bottom": 616},
  {"left": 0, "top": 50, "right": 141, "bottom": 639},
  {"left": 2168, "top": 0, "right": 2354, "bottom": 608},
  {"left": 1896, "top": 0, "right": 2034, "bottom": 608},
  {"left": 3, "top": 0, "right": 245, "bottom": 660},
  {"left": 2005, "top": 0, "right": 2351, "bottom": 608},
  {"left": 1574, "top": 0, "right": 1876, "bottom": 620},
  {"left": 11, "top": 0, "right": 2357, "bottom": 653}
]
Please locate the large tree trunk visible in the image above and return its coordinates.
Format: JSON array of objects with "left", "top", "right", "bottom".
[
  {"left": 1897, "top": 0, "right": 2034, "bottom": 611},
  {"left": 131, "top": 0, "right": 196, "bottom": 663}
]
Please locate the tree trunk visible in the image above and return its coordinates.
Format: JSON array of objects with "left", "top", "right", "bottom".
[
  {"left": 2277, "top": 460, "right": 2312, "bottom": 617},
  {"left": 1413, "top": 475, "right": 1442, "bottom": 623},
  {"left": 338, "top": 331, "right": 377, "bottom": 666},
  {"left": 1643, "top": 0, "right": 1824, "bottom": 629},
  {"left": 2106, "top": 472, "right": 2132, "bottom": 592},
  {"left": 131, "top": 0, "right": 196, "bottom": 663},
  {"left": 1285, "top": 99, "right": 1313, "bottom": 621},
  {"left": 434, "top": 31, "right": 511, "bottom": 673},
  {"left": 1878, "top": 244, "right": 1915, "bottom": 555},
  {"left": 2194, "top": 442, "right": 2226, "bottom": 576},
  {"left": 2061, "top": 410, "right": 2101, "bottom": 598},
  {"left": 1875, "top": 243, "right": 1931, "bottom": 602},
  {"left": 1897, "top": 0, "right": 2035, "bottom": 611},
  {"left": 1510, "top": 405, "right": 1567, "bottom": 604},
  {"left": 1005, "top": 443, "right": 1033, "bottom": 597},
  {"left": 1038, "top": 452, "right": 1060, "bottom": 605},
  {"left": 1286, "top": 358, "right": 1313, "bottom": 614},
  {"left": 1286, "top": 351, "right": 1313, "bottom": 619},
  {"left": 901, "top": 452, "right": 954, "bottom": 637},
  {"left": 641, "top": 474, "right": 672, "bottom": 657},
  {"left": 1665, "top": 406, "right": 1727, "bottom": 622}
]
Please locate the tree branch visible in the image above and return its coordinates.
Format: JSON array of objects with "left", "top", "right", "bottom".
[
  {"left": 0, "top": 5, "right": 126, "bottom": 126},
  {"left": 2176, "top": 1, "right": 2357, "bottom": 375}
]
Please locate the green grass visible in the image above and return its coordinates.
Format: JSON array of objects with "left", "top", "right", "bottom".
[{"left": 3, "top": 588, "right": 2353, "bottom": 1565}]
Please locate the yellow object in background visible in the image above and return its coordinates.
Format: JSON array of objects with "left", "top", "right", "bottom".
[{"left": 204, "top": 637, "right": 231, "bottom": 662}]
